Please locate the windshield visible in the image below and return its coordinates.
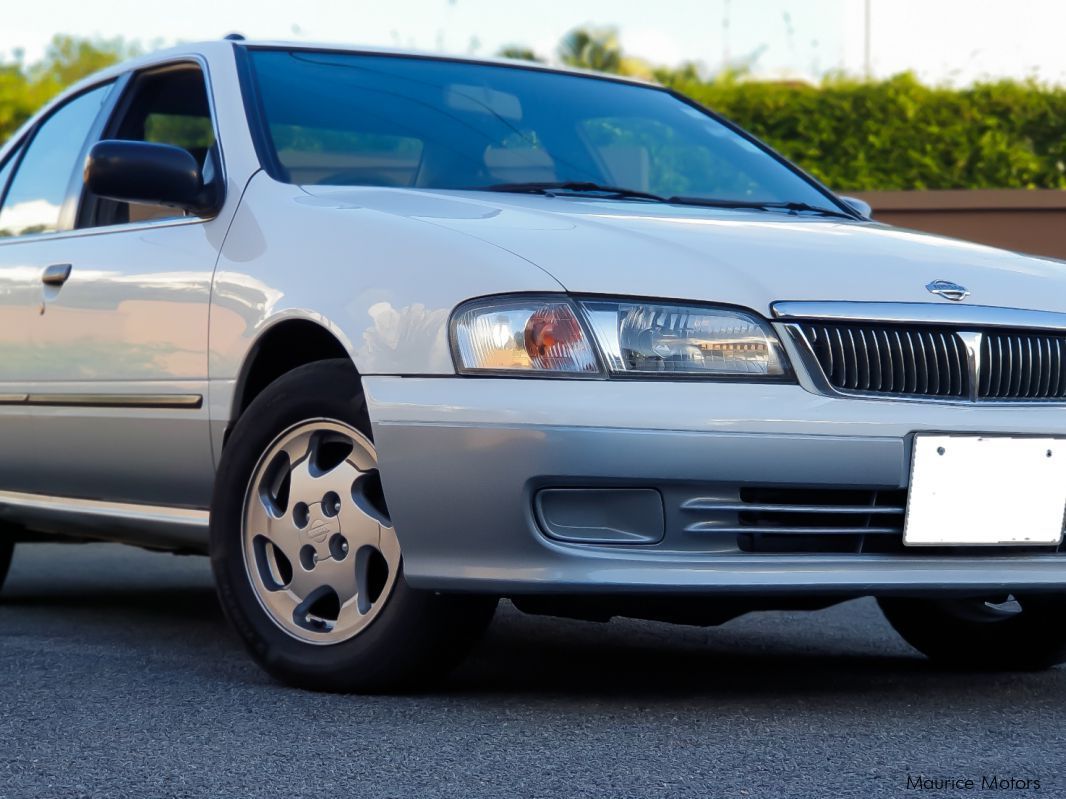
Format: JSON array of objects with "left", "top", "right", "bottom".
[{"left": 246, "top": 49, "right": 841, "bottom": 210}]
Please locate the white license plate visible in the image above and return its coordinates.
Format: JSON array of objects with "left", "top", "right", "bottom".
[{"left": 904, "top": 435, "right": 1066, "bottom": 546}]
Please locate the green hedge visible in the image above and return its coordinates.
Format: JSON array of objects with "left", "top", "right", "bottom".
[
  {"left": 666, "top": 73, "right": 1066, "bottom": 191},
  {"left": 3, "top": 62, "right": 1065, "bottom": 191}
]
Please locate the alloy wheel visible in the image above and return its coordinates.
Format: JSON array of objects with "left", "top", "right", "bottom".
[{"left": 241, "top": 419, "right": 400, "bottom": 644}]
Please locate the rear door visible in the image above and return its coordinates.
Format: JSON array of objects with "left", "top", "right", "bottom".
[{"left": 0, "top": 82, "right": 115, "bottom": 495}]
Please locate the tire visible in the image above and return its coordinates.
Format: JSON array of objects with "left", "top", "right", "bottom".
[
  {"left": 0, "top": 540, "right": 13, "bottom": 593},
  {"left": 878, "top": 594, "right": 1066, "bottom": 671},
  {"left": 211, "top": 359, "right": 497, "bottom": 692}
]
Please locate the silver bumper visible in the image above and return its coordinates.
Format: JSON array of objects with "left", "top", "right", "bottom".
[{"left": 365, "top": 377, "right": 1066, "bottom": 595}]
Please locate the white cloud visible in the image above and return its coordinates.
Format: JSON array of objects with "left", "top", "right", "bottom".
[
  {"left": 621, "top": 27, "right": 681, "bottom": 66},
  {"left": 0, "top": 199, "right": 60, "bottom": 236}
]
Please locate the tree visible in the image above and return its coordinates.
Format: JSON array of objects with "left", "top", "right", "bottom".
[
  {"left": 0, "top": 35, "right": 139, "bottom": 143},
  {"left": 497, "top": 45, "right": 543, "bottom": 63},
  {"left": 29, "top": 34, "right": 140, "bottom": 95},
  {"left": 558, "top": 26, "right": 623, "bottom": 73}
]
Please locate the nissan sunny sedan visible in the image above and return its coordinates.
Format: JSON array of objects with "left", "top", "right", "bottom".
[{"left": 1, "top": 39, "right": 1065, "bottom": 691}]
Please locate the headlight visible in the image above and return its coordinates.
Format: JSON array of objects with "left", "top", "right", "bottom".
[
  {"left": 581, "top": 299, "right": 788, "bottom": 376},
  {"left": 451, "top": 296, "right": 789, "bottom": 378},
  {"left": 451, "top": 297, "right": 601, "bottom": 375}
]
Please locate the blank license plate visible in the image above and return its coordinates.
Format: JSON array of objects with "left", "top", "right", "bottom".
[{"left": 904, "top": 435, "right": 1066, "bottom": 546}]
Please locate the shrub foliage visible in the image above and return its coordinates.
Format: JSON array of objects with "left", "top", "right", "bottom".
[
  {"left": 664, "top": 73, "right": 1066, "bottom": 191},
  {"left": 4, "top": 34, "right": 1066, "bottom": 192}
]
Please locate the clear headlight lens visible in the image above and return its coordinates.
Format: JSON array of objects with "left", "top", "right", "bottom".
[
  {"left": 580, "top": 300, "right": 788, "bottom": 376},
  {"left": 452, "top": 298, "right": 600, "bottom": 375},
  {"left": 451, "top": 296, "right": 789, "bottom": 378}
]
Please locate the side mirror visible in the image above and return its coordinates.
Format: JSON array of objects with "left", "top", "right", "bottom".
[
  {"left": 84, "top": 140, "right": 221, "bottom": 216},
  {"left": 839, "top": 195, "right": 873, "bottom": 219}
]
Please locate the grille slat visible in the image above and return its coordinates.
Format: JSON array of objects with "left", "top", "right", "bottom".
[
  {"left": 980, "top": 334, "right": 989, "bottom": 398},
  {"left": 1041, "top": 337, "right": 1053, "bottom": 397},
  {"left": 899, "top": 331, "right": 915, "bottom": 393},
  {"left": 1010, "top": 336, "right": 1024, "bottom": 396},
  {"left": 913, "top": 331, "right": 929, "bottom": 394},
  {"left": 999, "top": 335, "right": 1011, "bottom": 397},
  {"left": 1054, "top": 338, "right": 1064, "bottom": 397},
  {"left": 682, "top": 488, "right": 907, "bottom": 546},
  {"left": 800, "top": 322, "right": 1066, "bottom": 402},
  {"left": 867, "top": 329, "right": 882, "bottom": 391},
  {"left": 842, "top": 329, "right": 856, "bottom": 389},
  {"left": 927, "top": 332, "right": 943, "bottom": 394}
]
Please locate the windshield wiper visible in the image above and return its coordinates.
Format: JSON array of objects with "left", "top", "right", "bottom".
[
  {"left": 478, "top": 183, "right": 856, "bottom": 218},
  {"left": 666, "top": 197, "right": 855, "bottom": 219},
  {"left": 479, "top": 181, "right": 668, "bottom": 203}
]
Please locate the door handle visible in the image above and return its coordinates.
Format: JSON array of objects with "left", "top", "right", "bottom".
[{"left": 42, "top": 263, "right": 72, "bottom": 287}]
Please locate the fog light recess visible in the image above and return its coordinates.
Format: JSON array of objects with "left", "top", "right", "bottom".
[{"left": 534, "top": 488, "right": 665, "bottom": 545}]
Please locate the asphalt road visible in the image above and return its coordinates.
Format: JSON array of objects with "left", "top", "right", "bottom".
[{"left": 0, "top": 543, "right": 1063, "bottom": 799}]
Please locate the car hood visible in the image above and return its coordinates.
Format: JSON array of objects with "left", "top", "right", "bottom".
[{"left": 302, "top": 186, "right": 1066, "bottom": 316}]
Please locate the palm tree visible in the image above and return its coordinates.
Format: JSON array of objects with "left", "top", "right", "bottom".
[{"left": 557, "top": 26, "right": 623, "bottom": 74}]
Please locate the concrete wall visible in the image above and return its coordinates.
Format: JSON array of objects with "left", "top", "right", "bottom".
[{"left": 853, "top": 190, "right": 1066, "bottom": 261}]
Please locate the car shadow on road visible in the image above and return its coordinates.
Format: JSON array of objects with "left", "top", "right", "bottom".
[
  {"left": 1, "top": 585, "right": 223, "bottom": 623},
  {"left": 2, "top": 569, "right": 1058, "bottom": 703},
  {"left": 447, "top": 603, "right": 1058, "bottom": 702}
]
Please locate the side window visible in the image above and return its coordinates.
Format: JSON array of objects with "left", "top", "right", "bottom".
[
  {"left": 0, "top": 84, "right": 112, "bottom": 239},
  {"left": 85, "top": 65, "right": 216, "bottom": 228}
]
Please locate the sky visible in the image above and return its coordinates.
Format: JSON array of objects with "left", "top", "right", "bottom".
[{"left": 3, "top": 0, "right": 1066, "bottom": 85}]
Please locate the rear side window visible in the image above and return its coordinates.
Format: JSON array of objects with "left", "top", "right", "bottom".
[{"left": 0, "top": 83, "right": 112, "bottom": 238}]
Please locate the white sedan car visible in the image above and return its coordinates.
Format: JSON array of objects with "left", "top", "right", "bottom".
[{"left": 1, "top": 39, "right": 1065, "bottom": 691}]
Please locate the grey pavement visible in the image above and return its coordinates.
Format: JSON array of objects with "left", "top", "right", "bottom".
[{"left": 0, "top": 543, "right": 1062, "bottom": 799}]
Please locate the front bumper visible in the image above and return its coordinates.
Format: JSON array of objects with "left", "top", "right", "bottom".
[{"left": 365, "top": 377, "right": 1066, "bottom": 596}]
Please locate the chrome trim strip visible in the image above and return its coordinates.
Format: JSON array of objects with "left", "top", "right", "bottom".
[
  {"left": 0, "top": 489, "right": 208, "bottom": 529},
  {"left": 686, "top": 523, "right": 901, "bottom": 535},
  {"left": 772, "top": 301, "right": 1066, "bottom": 331},
  {"left": 0, "top": 393, "right": 203, "bottom": 409},
  {"left": 681, "top": 500, "right": 903, "bottom": 515}
]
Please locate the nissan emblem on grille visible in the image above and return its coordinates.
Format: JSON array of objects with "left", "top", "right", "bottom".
[{"left": 926, "top": 280, "right": 970, "bottom": 301}]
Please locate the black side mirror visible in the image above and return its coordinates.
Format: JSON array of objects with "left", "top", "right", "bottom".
[{"left": 84, "top": 140, "right": 221, "bottom": 217}]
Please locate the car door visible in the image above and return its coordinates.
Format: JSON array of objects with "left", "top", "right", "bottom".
[
  {"left": 15, "top": 61, "right": 234, "bottom": 509},
  {"left": 0, "top": 82, "right": 116, "bottom": 497}
]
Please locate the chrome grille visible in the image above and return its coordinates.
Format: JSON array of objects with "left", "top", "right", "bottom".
[
  {"left": 979, "top": 332, "right": 1066, "bottom": 400},
  {"left": 795, "top": 322, "right": 1066, "bottom": 402}
]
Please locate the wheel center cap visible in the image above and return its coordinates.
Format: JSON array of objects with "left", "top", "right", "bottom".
[{"left": 306, "top": 506, "right": 339, "bottom": 545}]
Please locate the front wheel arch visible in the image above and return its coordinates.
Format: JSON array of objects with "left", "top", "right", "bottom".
[{"left": 210, "top": 359, "right": 496, "bottom": 691}]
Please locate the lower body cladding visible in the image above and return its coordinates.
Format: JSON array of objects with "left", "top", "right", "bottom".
[{"left": 365, "top": 377, "right": 1066, "bottom": 600}]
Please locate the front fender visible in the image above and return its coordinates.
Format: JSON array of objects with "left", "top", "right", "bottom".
[{"left": 209, "top": 173, "right": 564, "bottom": 382}]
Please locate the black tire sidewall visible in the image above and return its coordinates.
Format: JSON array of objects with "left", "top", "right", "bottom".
[
  {"left": 0, "top": 540, "right": 13, "bottom": 592},
  {"left": 210, "top": 360, "right": 492, "bottom": 692},
  {"left": 878, "top": 595, "right": 1066, "bottom": 671}
]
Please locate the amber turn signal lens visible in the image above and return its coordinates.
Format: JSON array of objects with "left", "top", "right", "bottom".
[
  {"left": 451, "top": 298, "right": 600, "bottom": 374},
  {"left": 524, "top": 305, "right": 583, "bottom": 358}
]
